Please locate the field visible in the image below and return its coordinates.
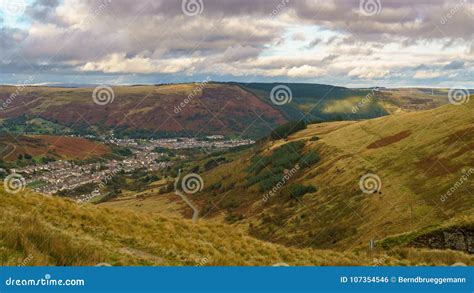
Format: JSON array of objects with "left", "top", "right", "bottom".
[{"left": 0, "top": 135, "right": 111, "bottom": 162}]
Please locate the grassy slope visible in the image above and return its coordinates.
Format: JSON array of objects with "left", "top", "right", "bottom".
[
  {"left": 238, "top": 83, "right": 450, "bottom": 123},
  {"left": 377, "top": 88, "right": 450, "bottom": 113},
  {"left": 3, "top": 187, "right": 473, "bottom": 266},
  {"left": 0, "top": 187, "right": 378, "bottom": 266},
  {"left": 380, "top": 214, "right": 474, "bottom": 250},
  {"left": 239, "top": 83, "right": 388, "bottom": 122},
  {"left": 195, "top": 97, "right": 473, "bottom": 252}
]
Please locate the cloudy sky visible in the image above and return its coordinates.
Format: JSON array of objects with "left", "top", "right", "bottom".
[{"left": 0, "top": 0, "right": 473, "bottom": 87}]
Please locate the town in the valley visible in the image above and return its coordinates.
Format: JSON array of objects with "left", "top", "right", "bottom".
[{"left": 11, "top": 135, "right": 254, "bottom": 202}]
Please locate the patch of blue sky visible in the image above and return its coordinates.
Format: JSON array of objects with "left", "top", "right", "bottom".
[
  {"left": 261, "top": 24, "right": 340, "bottom": 57},
  {"left": 0, "top": 0, "right": 35, "bottom": 29}
]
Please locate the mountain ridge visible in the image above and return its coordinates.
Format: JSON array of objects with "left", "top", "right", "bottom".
[{"left": 0, "top": 83, "right": 451, "bottom": 139}]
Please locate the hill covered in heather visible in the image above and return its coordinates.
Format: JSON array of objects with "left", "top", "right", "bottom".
[{"left": 0, "top": 83, "right": 450, "bottom": 139}]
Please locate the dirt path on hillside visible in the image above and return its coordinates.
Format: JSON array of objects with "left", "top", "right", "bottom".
[{"left": 1, "top": 143, "right": 17, "bottom": 160}]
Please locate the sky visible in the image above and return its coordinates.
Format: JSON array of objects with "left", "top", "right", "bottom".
[{"left": 0, "top": 0, "right": 473, "bottom": 87}]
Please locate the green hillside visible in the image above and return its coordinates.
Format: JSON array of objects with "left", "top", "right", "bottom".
[
  {"left": 185, "top": 96, "right": 474, "bottom": 253},
  {"left": 2, "top": 185, "right": 473, "bottom": 266},
  {"left": 237, "top": 83, "right": 451, "bottom": 123},
  {"left": 238, "top": 82, "right": 388, "bottom": 122}
]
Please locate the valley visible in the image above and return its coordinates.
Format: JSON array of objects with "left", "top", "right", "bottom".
[
  {"left": 6, "top": 135, "right": 253, "bottom": 201},
  {"left": 2, "top": 2, "right": 473, "bottom": 292},
  {"left": 0, "top": 83, "right": 473, "bottom": 267}
]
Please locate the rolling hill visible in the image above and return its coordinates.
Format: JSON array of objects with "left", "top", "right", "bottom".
[
  {"left": 0, "top": 83, "right": 451, "bottom": 139},
  {"left": 2, "top": 186, "right": 473, "bottom": 266},
  {"left": 135, "top": 95, "right": 473, "bottom": 255}
]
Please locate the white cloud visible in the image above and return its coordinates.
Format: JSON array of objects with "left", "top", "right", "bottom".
[
  {"left": 348, "top": 67, "right": 390, "bottom": 79},
  {"left": 413, "top": 70, "right": 443, "bottom": 79},
  {"left": 81, "top": 53, "right": 202, "bottom": 74},
  {"left": 287, "top": 65, "right": 326, "bottom": 78}
]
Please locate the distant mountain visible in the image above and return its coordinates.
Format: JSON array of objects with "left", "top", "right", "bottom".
[
  {"left": 0, "top": 83, "right": 450, "bottom": 139},
  {"left": 0, "top": 83, "right": 285, "bottom": 139}
]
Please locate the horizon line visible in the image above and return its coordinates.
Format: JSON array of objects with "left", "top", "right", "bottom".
[{"left": 0, "top": 82, "right": 471, "bottom": 90}]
